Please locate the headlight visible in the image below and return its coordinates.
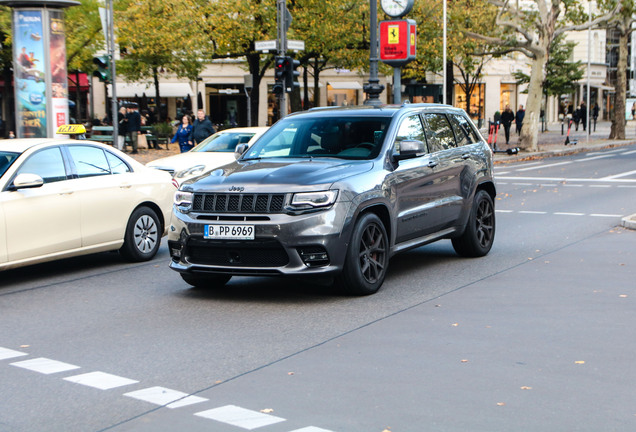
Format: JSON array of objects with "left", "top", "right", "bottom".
[
  {"left": 175, "top": 165, "right": 206, "bottom": 179},
  {"left": 290, "top": 190, "right": 338, "bottom": 210},
  {"left": 174, "top": 190, "right": 193, "bottom": 212}
]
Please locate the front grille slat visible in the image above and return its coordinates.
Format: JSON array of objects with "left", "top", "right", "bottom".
[{"left": 193, "top": 193, "right": 287, "bottom": 214}]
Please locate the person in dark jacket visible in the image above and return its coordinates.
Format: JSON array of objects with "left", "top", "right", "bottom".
[
  {"left": 117, "top": 106, "right": 128, "bottom": 150},
  {"left": 501, "top": 105, "right": 515, "bottom": 145},
  {"left": 126, "top": 103, "right": 141, "bottom": 154},
  {"left": 172, "top": 115, "right": 194, "bottom": 153},
  {"left": 515, "top": 104, "right": 525, "bottom": 135},
  {"left": 192, "top": 109, "right": 215, "bottom": 144}
]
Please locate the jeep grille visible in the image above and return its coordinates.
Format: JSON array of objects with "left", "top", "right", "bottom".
[{"left": 192, "top": 193, "right": 287, "bottom": 214}]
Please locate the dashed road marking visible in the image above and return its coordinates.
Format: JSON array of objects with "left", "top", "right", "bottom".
[
  {"left": 0, "top": 347, "right": 28, "bottom": 360},
  {"left": 554, "top": 212, "right": 585, "bottom": 216},
  {"left": 11, "top": 357, "right": 80, "bottom": 374},
  {"left": 496, "top": 210, "right": 623, "bottom": 218},
  {"left": 124, "top": 386, "right": 208, "bottom": 408},
  {"left": 290, "top": 427, "right": 336, "bottom": 432},
  {"left": 64, "top": 371, "right": 139, "bottom": 390},
  {"left": 194, "top": 405, "right": 286, "bottom": 429}
]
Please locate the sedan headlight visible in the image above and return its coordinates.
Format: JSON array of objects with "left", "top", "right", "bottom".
[
  {"left": 174, "top": 190, "right": 193, "bottom": 212},
  {"left": 290, "top": 190, "right": 338, "bottom": 211},
  {"left": 175, "top": 165, "right": 206, "bottom": 179}
]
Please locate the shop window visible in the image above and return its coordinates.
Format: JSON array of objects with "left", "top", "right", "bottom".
[{"left": 454, "top": 84, "right": 484, "bottom": 122}]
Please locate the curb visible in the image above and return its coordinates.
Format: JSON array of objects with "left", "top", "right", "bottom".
[
  {"left": 622, "top": 214, "right": 636, "bottom": 230},
  {"left": 494, "top": 139, "right": 636, "bottom": 165}
]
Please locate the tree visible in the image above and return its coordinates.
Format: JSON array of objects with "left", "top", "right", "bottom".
[
  {"left": 467, "top": 0, "right": 617, "bottom": 151},
  {"left": 116, "top": 0, "right": 206, "bottom": 121},
  {"left": 599, "top": 0, "right": 635, "bottom": 139},
  {"left": 1, "top": 5, "right": 14, "bottom": 136},
  {"left": 513, "top": 34, "right": 584, "bottom": 128}
]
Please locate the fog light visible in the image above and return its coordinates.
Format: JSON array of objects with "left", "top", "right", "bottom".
[
  {"left": 298, "top": 246, "right": 329, "bottom": 267},
  {"left": 168, "top": 240, "right": 183, "bottom": 261}
]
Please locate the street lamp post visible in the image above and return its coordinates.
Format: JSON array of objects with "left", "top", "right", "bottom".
[{"left": 364, "top": 0, "right": 385, "bottom": 106}]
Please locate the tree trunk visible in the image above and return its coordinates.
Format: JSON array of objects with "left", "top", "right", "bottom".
[
  {"left": 153, "top": 67, "right": 162, "bottom": 122},
  {"left": 313, "top": 58, "right": 321, "bottom": 107},
  {"left": 519, "top": 51, "right": 547, "bottom": 152},
  {"left": 247, "top": 53, "right": 261, "bottom": 127},
  {"left": 609, "top": 29, "right": 628, "bottom": 140}
]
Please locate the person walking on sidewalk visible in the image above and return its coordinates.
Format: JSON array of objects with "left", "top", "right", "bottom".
[
  {"left": 172, "top": 114, "right": 194, "bottom": 153},
  {"left": 126, "top": 103, "right": 141, "bottom": 154},
  {"left": 580, "top": 101, "right": 587, "bottom": 131},
  {"left": 117, "top": 106, "right": 128, "bottom": 151},
  {"left": 515, "top": 105, "right": 525, "bottom": 135},
  {"left": 501, "top": 105, "right": 514, "bottom": 145},
  {"left": 192, "top": 109, "right": 215, "bottom": 145}
]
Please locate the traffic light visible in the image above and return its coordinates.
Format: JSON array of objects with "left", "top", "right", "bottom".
[
  {"left": 284, "top": 57, "right": 300, "bottom": 92},
  {"left": 93, "top": 55, "right": 110, "bottom": 83},
  {"left": 273, "top": 56, "right": 286, "bottom": 95}
]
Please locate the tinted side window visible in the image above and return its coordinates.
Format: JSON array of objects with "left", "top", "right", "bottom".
[
  {"left": 17, "top": 147, "right": 67, "bottom": 183},
  {"left": 449, "top": 114, "right": 480, "bottom": 146},
  {"left": 106, "top": 151, "right": 131, "bottom": 174},
  {"left": 424, "top": 113, "right": 456, "bottom": 152},
  {"left": 396, "top": 115, "right": 427, "bottom": 153},
  {"left": 68, "top": 146, "right": 111, "bottom": 178}
]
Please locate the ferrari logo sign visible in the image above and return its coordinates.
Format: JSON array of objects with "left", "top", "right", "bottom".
[{"left": 380, "top": 19, "right": 417, "bottom": 66}]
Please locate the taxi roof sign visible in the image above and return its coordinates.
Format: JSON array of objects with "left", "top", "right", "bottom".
[{"left": 57, "top": 124, "right": 86, "bottom": 135}]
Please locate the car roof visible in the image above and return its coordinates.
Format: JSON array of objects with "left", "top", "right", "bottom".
[
  {"left": 291, "top": 103, "right": 459, "bottom": 119},
  {"left": 217, "top": 127, "right": 269, "bottom": 134},
  {"left": 0, "top": 138, "right": 120, "bottom": 154}
]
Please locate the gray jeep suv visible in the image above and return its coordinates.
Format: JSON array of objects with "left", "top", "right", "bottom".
[{"left": 168, "top": 104, "right": 496, "bottom": 295}]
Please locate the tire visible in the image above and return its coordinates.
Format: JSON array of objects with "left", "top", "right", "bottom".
[
  {"left": 180, "top": 273, "right": 231, "bottom": 288},
  {"left": 335, "top": 213, "right": 389, "bottom": 296},
  {"left": 452, "top": 189, "right": 495, "bottom": 257},
  {"left": 119, "top": 206, "right": 162, "bottom": 262}
]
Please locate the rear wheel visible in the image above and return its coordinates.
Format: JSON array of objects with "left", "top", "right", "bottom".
[
  {"left": 181, "top": 273, "right": 232, "bottom": 288},
  {"left": 119, "top": 207, "right": 161, "bottom": 262},
  {"left": 336, "top": 213, "right": 389, "bottom": 296},
  {"left": 452, "top": 189, "right": 495, "bottom": 257}
]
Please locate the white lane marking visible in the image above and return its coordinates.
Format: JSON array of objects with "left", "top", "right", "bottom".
[
  {"left": 589, "top": 185, "right": 612, "bottom": 188},
  {"left": 540, "top": 184, "right": 558, "bottom": 187},
  {"left": 519, "top": 211, "right": 547, "bottom": 214},
  {"left": 289, "top": 427, "right": 336, "bottom": 432},
  {"left": 516, "top": 161, "right": 573, "bottom": 171},
  {"left": 590, "top": 213, "right": 624, "bottom": 218},
  {"left": 496, "top": 171, "right": 511, "bottom": 175},
  {"left": 124, "top": 386, "right": 208, "bottom": 408},
  {"left": 618, "top": 185, "right": 636, "bottom": 188},
  {"left": 601, "top": 169, "right": 636, "bottom": 180},
  {"left": 495, "top": 210, "right": 513, "bottom": 213},
  {"left": 511, "top": 182, "right": 533, "bottom": 186},
  {"left": 497, "top": 176, "right": 636, "bottom": 183},
  {"left": 0, "top": 347, "right": 28, "bottom": 360},
  {"left": 554, "top": 212, "right": 585, "bottom": 216},
  {"left": 11, "top": 357, "right": 80, "bottom": 374},
  {"left": 575, "top": 154, "right": 613, "bottom": 162},
  {"left": 563, "top": 184, "right": 584, "bottom": 187},
  {"left": 64, "top": 371, "right": 138, "bottom": 390},
  {"left": 195, "top": 405, "right": 286, "bottom": 430},
  {"left": 621, "top": 150, "right": 636, "bottom": 155}
]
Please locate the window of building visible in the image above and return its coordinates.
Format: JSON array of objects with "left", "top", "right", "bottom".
[
  {"left": 454, "top": 84, "right": 485, "bottom": 123},
  {"left": 500, "top": 84, "right": 516, "bottom": 112}
]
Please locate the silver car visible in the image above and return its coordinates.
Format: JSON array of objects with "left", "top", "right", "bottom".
[{"left": 168, "top": 104, "right": 496, "bottom": 295}]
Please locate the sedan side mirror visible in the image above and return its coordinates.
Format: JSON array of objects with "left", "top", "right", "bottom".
[
  {"left": 11, "top": 173, "right": 44, "bottom": 190},
  {"left": 235, "top": 143, "right": 249, "bottom": 160},
  {"left": 394, "top": 139, "right": 426, "bottom": 161}
]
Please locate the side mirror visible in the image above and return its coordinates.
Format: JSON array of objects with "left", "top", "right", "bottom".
[
  {"left": 394, "top": 139, "right": 426, "bottom": 161},
  {"left": 11, "top": 173, "right": 44, "bottom": 190},
  {"left": 234, "top": 143, "right": 249, "bottom": 160}
]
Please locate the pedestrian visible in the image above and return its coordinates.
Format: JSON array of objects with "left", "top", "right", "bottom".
[
  {"left": 579, "top": 101, "right": 587, "bottom": 131},
  {"left": 592, "top": 103, "right": 599, "bottom": 131},
  {"left": 573, "top": 105, "right": 581, "bottom": 131},
  {"left": 515, "top": 104, "right": 525, "bottom": 135},
  {"left": 126, "top": 103, "right": 141, "bottom": 154},
  {"left": 631, "top": 102, "right": 636, "bottom": 120},
  {"left": 192, "top": 109, "right": 215, "bottom": 145},
  {"left": 9, "top": 131, "right": 15, "bottom": 139},
  {"left": 501, "top": 105, "right": 514, "bottom": 145},
  {"left": 171, "top": 114, "right": 194, "bottom": 153},
  {"left": 117, "top": 106, "right": 128, "bottom": 150}
]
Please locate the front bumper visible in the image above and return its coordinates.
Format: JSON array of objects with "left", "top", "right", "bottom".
[{"left": 168, "top": 201, "right": 353, "bottom": 277}]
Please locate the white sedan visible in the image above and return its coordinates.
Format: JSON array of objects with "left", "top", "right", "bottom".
[
  {"left": 0, "top": 138, "right": 175, "bottom": 271},
  {"left": 147, "top": 127, "right": 268, "bottom": 185}
]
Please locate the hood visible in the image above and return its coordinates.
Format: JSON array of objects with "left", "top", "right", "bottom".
[
  {"left": 184, "top": 159, "right": 374, "bottom": 192},
  {"left": 146, "top": 152, "right": 236, "bottom": 174}
]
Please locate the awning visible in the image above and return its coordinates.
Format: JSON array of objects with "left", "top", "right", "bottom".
[
  {"left": 328, "top": 81, "right": 363, "bottom": 90},
  {"left": 68, "top": 72, "right": 89, "bottom": 91},
  {"left": 108, "top": 82, "right": 194, "bottom": 98}
]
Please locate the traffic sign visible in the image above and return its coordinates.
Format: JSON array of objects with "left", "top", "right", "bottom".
[{"left": 255, "top": 40, "right": 277, "bottom": 52}]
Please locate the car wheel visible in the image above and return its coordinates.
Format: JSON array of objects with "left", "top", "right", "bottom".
[
  {"left": 452, "top": 189, "right": 495, "bottom": 257},
  {"left": 119, "top": 206, "right": 161, "bottom": 262},
  {"left": 181, "top": 273, "right": 232, "bottom": 288},
  {"left": 336, "top": 213, "right": 389, "bottom": 296}
]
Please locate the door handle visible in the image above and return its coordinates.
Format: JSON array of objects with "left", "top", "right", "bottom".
[
  {"left": 59, "top": 189, "right": 74, "bottom": 196},
  {"left": 427, "top": 160, "right": 438, "bottom": 168},
  {"left": 119, "top": 183, "right": 132, "bottom": 189},
  {"left": 461, "top": 153, "right": 471, "bottom": 160}
]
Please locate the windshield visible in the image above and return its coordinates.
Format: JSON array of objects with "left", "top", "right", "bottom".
[
  {"left": 0, "top": 151, "right": 20, "bottom": 177},
  {"left": 242, "top": 116, "right": 391, "bottom": 160},
  {"left": 193, "top": 132, "right": 256, "bottom": 153}
]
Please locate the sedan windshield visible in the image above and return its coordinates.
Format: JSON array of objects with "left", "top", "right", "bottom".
[
  {"left": 0, "top": 151, "right": 20, "bottom": 177},
  {"left": 242, "top": 116, "right": 391, "bottom": 160},
  {"left": 193, "top": 132, "right": 256, "bottom": 153}
]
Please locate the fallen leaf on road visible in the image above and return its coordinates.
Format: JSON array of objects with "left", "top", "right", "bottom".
[
  {"left": 260, "top": 408, "right": 274, "bottom": 413},
  {"left": 521, "top": 386, "right": 533, "bottom": 390},
  {"left": 461, "top": 359, "right": 469, "bottom": 363},
  {"left": 620, "top": 295, "right": 628, "bottom": 298},
  {"left": 452, "top": 323, "right": 459, "bottom": 327},
  {"left": 288, "top": 372, "right": 294, "bottom": 375},
  {"left": 20, "top": 345, "right": 29, "bottom": 348},
  {"left": 497, "top": 402, "right": 506, "bottom": 406},
  {"left": 575, "top": 361, "right": 585, "bottom": 364}
]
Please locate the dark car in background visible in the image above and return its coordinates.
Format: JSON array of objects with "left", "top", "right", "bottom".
[{"left": 168, "top": 104, "right": 496, "bottom": 295}]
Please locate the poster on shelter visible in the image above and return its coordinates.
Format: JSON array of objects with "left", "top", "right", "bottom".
[
  {"left": 49, "top": 10, "right": 69, "bottom": 134},
  {"left": 13, "top": 10, "right": 47, "bottom": 138}
]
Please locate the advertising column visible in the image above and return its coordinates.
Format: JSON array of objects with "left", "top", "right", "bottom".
[{"left": 2, "top": 0, "right": 79, "bottom": 138}]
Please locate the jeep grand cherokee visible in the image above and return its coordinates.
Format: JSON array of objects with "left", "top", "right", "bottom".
[{"left": 168, "top": 104, "right": 496, "bottom": 295}]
